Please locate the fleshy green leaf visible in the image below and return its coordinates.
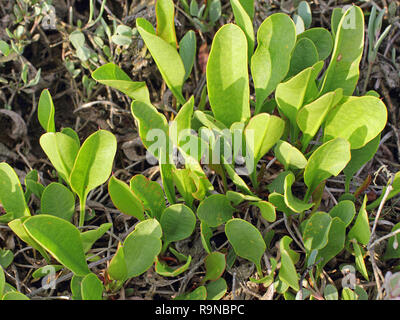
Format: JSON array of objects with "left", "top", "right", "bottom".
[
  {"left": 0, "top": 163, "right": 30, "bottom": 222},
  {"left": 201, "top": 252, "right": 226, "bottom": 283},
  {"left": 80, "top": 223, "right": 112, "bottom": 253},
  {"left": 41, "top": 182, "right": 75, "bottom": 221},
  {"left": 287, "top": 38, "right": 319, "bottom": 78},
  {"left": 179, "top": 31, "right": 196, "bottom": 81},
  {"left": 130, "top": 175, "right": 166, "bottom": 221},
  {"left": 38, "top": 89, "right": 55, "bottom": 132},
  {"left": 160, "top": 204, "right": 196, "bottom": 246},
  {"left": 352, "top": 241, "right": 369, "bottom": 281},
  {"left": 384, "top": 222, "right": 400, "bottom": 260},
  {"left": 347, "top": 196, "right": 371, "bottom": 246},
  {"left": 207, "top": 24, "right": 250, "bottom": 127},
  {"left": 91, "top": 63, "right": 150, "bottom": 103},
  {"left": 274, "top": 140, "right": 307, "bottom": 170},
  {"left": 320, "top": 6, "right": 364, "bottom": 95},
  {"left": 205, "top": 277, "right": 227, "bottom": 300},
  {"left": 108, "top": 176, "right": 145, "bottom": 221},
  {"left": 297, "top": 1, "right": 312, "bottom": 29},
  {"left": 297, "top": 28, "right": 333, "bottom": 60},
  {"left": 275, "top": 66, "right": 313, "bottom": 130},
  {"left": 23, "top": 215, "right": 90, "bottom": 276},
  {"left": 70, "top": 130, "right": 117, "bottom": 203},
  {"left": 156, "top": 0, "right": 177, "bottom": 48},
  {"left": 225, "top": 218, "right": 266, "bottom": 275},
  {"left": 40, "top": 132, "right": 80, "bottom": 183},
  {"left": 136, "top": 18, "right": 185, "bottom": 104},
  {"left": 297, "top": 90, "right": 342, "bottom": 149},
  {"left": 244, "top": 113, "right": 285, "bottom": 185},
  {"left": 81, "top": 273, "right": 103, "bottom": 300},
  {"left": 251, "top": 13, "right": 296, "bottom": 113},
  {"left": 323, "top": 96, "right": 387, "bottom": 149},
  {"left": 252, "top": 201, "right": 276, "bottom": 222},
  {"left": 230, "top": 0, "right": 255, "bottom": 59},
  {"left": 155, "top": 255, "right": 192, "bottom": 277},
  {"left": 328, "top": 200, "right": 356, "bottom": 227},
  {"left": 8, "top": 218, "right": 50, "bottom": 261},
  {"left": 284, "top": 172, "right": 313, "bottom": 213},
  {"left": 278, "top": 236, "right": 300, "bottom": 291},
  {"left": 302, "top": 212, "right": 332, "bottom": 251},
  {"left": 304, "top": 138, "right": 351, "bottom": 199},
  {"left": 197, "top": 194, "right": 235, "bottom": 227}
]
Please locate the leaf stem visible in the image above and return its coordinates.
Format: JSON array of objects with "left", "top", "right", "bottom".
[{"left": 79, "top": 197, "right": 86, "bottom": 227}]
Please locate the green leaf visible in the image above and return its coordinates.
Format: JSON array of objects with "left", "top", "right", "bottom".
[
  {"left": 0, "top": 163, "right": 30, "bottom": 222},
  {"left": 24, "top": 169, "right": 45, "bottom": 201},
  {"left": 342, "top": 287, "right": 357, "bottom": 300},
  {"left": 287, "top": 38, "right": 319, "bottom": 78},
  {"left": 40, "top": 132, "right": 80, "bottom": 183},
  {"left": 200, "top": 222, "right": 213, "bottom": 254},
  {"left": 131, "top": 100, "right": 169, "bottom": 157},
  {"left": 179, "top": 30, "right": 196, "bottom": 81},
  {"left": 172, "top": 169, "right": 196, "bottom": 208},
  {"left": 174, "top": 286, "right": 207, "bottom": 300},
  {"left": 304, "top": 138, "right": 351, "bottom": 199},
  {"left": 156, "top": 0, "right": 177, "bottom": 48},
  {"left": 2, "top": 291, "right": 29, "bottom": 300},
  {"left": 207, "top": 24, "right": 250, "bottom": 127},
  {"left": 384, "top": 222, "right": 400, "bottom": 260},
  {"left": 324, "top": 284, "right": 339, "bottom": 300},
  {"left": 155, "top": 255, "right": 192, "bottom": 277},
  {"left": 0, "top": 249, "right": 13, "bottom": 269},
  {"left": 348, "top": 196, "right": 371, "bottom": 246},
  {"left": 331, "top": 8, "right": 344, "bottom": 38},
  {"left": 0, "top": 266, "right": 4, "bottom": 298},
  {"left": 297, "top": 28, "right": 333, "bottom": 60},
  {"left": 367, "top": 172, "right": 400, "bottom": 210},
  {"left": 130, "top": 175, "right": 166, "bottom": 221},
  {"left": 251, "top": 13, "right": 296, "bottom": 113},
  {"left": 278, "top": 236, "right": 300, "bottom": 291},
  {"left": 23, "top": 215, "right": 90, "bottom": 276},
  {"left": 244, "top": 113, "right": 285, "bottom": 184},
  {"left": 160, "top": 204, "right": 196, "bottom": 246},
  {"left": 328, "top": 200, "right": 356, "bottom": 227},
  {"left": 38, "top": 89, "right": 55, "bottom": 132},
  {"left": 284, "top": 172, "right": 313, "bottom": 213},
  {"left": 81, "top": 273, "right": 103, "bottom": 300},
  {"left": 70, "top": 130, "right": 117, "bottom": 204},
  {"left": 41, "top": 182, "right": 75, "bottom": 222},
  {"left": 344, "top": 134, "right": 380, "bottom": 185},
  {"left": 320, "top": 6, "right": 364, "bottom": 96},
  {"left": 225, "top": 218, "right": 266, "bottom": 275},
  {"left": 297, "top": 1, "right": 312, "bottom": 29},
  {"left": 274, "top": 140, "right": 307, "bottom": 170},
  {"left": 70, "top": 275, "right": 83, "bottom": 300},
  {"left": 0, "top": 40, "right": 10, "bottom": 56},
  {"left": 230, "top": 0, "right": 255, "bottom": 59},
  {"left": 302, "top": 212, "right": 332, "bottom": 251},
  {"left": 92, "top": 63, "right": 150, "bottom": 103},
  {"left": 226, "top": 191, "right": 261, "bottom": 206},
  {"left": 123, "top": 234, "right": 162, "bottom": 279},
  {"left": 268, "top": 192, "right": 296, "bottom": 217},
  {"left": 275, "top": 66, "right": 313, "bottom": 130},
  {"left": 205, "top": 277, "right": 227, "bottom": 300},
  {"left": 201, "top": 252, "right": 226, "bottom": 283},
  {"left": 352, "top": 241, "right": 369, "bottom": 281},
  {"left": 136, "top": 18, "right": 185, "bottom": 104},
  {"left": 297, "top": 90, "right": 341, "bottom": 149},
  {"left": 8, "top": 218, "right": 50, "bottom": 262},
  {"left": 108, "top": 176, "right": 145, "bottom": 221},
  {"left": 252, "top": 201, "right": 276, "bottom": 222},
  {"left": 80, "top": 223, "right": 112, "bottom": 253},
  {"left": 323, "top": 96, "right": 387, "bottom": 149},
  {"left": 197, "top": 194, "right": 235, "bottom": 227}
]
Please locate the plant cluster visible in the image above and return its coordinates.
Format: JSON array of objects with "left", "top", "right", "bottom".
[{"left": 0, "top": 0, "right": 399, "bottom": 300}]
